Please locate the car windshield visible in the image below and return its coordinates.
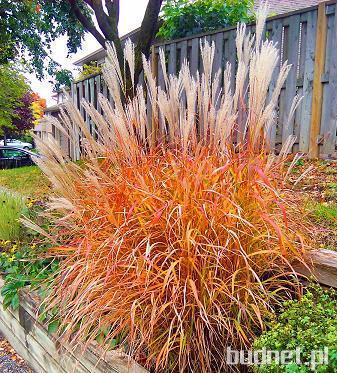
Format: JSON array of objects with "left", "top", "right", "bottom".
[{"left": 2, "top": 149, "right": 29, "bottom": 158}]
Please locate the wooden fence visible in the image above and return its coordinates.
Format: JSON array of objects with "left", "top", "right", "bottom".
[{"left": 70, "top": 0, "right": 337, "bottom": 159}]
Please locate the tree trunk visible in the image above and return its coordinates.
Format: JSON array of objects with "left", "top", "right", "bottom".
[
  {"left": 68, "top": 0, "right": 163, "bottom": 98},
  {"left": 3, "top": 132, "right": 7, "bottom": 146}
]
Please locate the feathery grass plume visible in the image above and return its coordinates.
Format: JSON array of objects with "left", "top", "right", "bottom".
[{"left": 34, "top": 6, "right": 312, "bottom": 372}]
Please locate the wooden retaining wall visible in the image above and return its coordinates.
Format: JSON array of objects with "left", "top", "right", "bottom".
[
  {"left": 0, "top": 279, "right": 147, "bottom": 373},
  {"left": 68, "top": 0, "right": 337, "bottom": 160}
]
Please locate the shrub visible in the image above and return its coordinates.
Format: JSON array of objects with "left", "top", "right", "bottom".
[
  {"left": 253, "top": 285, "right": 337, "bottom": 372},
  {"left": 35, "top": 10, "right": 311, "bottom": 372},
  {"left": 0, "top": 240, "right": 58, "bottom": 310},
  {"left": 0, "top": 189, "right": 26, "bottom": 241},
  {"left": 76, "top": 62, "right": 102, "bottom": 81},
  {"left": 158, "top": 0, "right": 254, "bottom": 40}
]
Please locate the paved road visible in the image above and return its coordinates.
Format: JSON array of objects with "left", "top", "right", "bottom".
[{"left": 0, "top": 334, "right": 33, "bottom": 373}]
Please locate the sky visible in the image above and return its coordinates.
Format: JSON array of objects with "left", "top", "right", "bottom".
[{"left": 25, "top": 0, "right": 149, "bottom": 106}]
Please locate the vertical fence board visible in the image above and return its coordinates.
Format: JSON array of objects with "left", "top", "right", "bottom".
[
  {"left": 299, "top": 11, "right": 317, "bottom": 152},
  {"left": 95, "top": 75, "right": 102, "bottom": 113},
  {"left": 190, "top": 38, "right": 199, "bottom": 77},
  {"left": 213, "top": 32, "right": 224, "bottom": 75},
  {"left": 168, "top": 43, "right": 177, "bottom": 76},
  {"left": 266, "top": 18, "right": 283, "bottom": 150},
  {"left": 281, "top": 15, "right": 301, "bottom": 145},
  {"left": 322, "top": 4, "right": 337, "bottom": 156},
  {"left": 78, "top": 82, "right": 84, "bottom": 119},
  {"left": 179, "top": 40, "right": 188, "bottom": 65},
  {"left": 309, "top": 2, "right": 328, "bottom": 158}
]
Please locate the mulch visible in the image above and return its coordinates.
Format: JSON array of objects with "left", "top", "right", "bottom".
[{"left": 0, "top": 334, "right": 33, "bottom": 373}]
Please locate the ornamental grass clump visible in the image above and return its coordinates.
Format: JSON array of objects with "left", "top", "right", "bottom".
[{"left": 34, "top": 8, "right": 312, "bottom": 372}]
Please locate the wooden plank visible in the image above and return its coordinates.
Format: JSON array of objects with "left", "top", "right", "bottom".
[
  {"left": 89, "top": 77, "right": 95, "bottom": 106},
  {"left": 156, "top": 46, "right": 166, "bottom": 139},
  {"left": 212, "top": 32, "right": 224, "bottom": 76},
  {"left": 226, "top": 30, "right": 237, "bottom": 93},
  {"left": 150, "top": 45, "right": 158, "bottom": 145},
  {"left": 89, "top": 78, "right": 95, "bottom": 135},
  {"left": 281, "top": 15, "right": 301, "bottom": 145},
  {"left": 168, "top": 43, "right": 177, "bottom": 76},
  {"left": 73, "top": 82, "right": 79, "bottom": 109},
  {"left": 309, "top": 2, "right": 328, "bottom": 158},
  {"left": 0, "top": 317, "right": 45, "bottom": 373},
  {"left": 322, "top": 5, "right": 337, "bottom": 155},
  {"left": 102, "top": 79, "right": 108, "bottom": 100},
  {"left": 84, "top": 78, "right": 90, "bottom": 123},
  {"left": 78, "top": 81, "right": 85, "bottom": 119},
  {"left": 95, "top": 75, "right": 102, "bottom": 113},
  {"left": 299, "top": 11, "right": 317, "bottom": 152},
  {"left": 295, "top": 249, "right": 337, "bottom": 289},
  {"left": 190, "top": 37, "right": 199, "bottom": 77},
  {"left": 179, "top": 40, "right": 188, "bottom": 65},
  {"left": 266, "top": 18, "right": 283, "bottom": 150}
]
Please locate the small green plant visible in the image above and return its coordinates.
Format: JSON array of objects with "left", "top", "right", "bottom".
[
  {"left": 312, "top": 202, "right": 337, "bottom": 226},
  {"left": 0, "top": 240, "right": 58, "bottom": 310},
  {"left": 254, "top": 285, "right": 337, "bottom": 372},
  {"left": 0, "top": 189, "right": 26, "bottom": 241},
  {"left": 158, "top": 0, "right": 254, "bottom": 40},
  {"left": 76, "top": 62, "right": 102, "bottom": 81}
]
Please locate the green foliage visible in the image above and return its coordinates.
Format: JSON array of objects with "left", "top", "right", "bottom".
[
  {"left": 0, "top": 196, "right": 57, "bottom": 311},
  {"left": 0, "top": 64, "right": 29, "bottom": 135},
  {"left": 0, "top": 0, "right": 88, "bottom": 78},
  {"left": 76, "top": 62, "right": 102, "bottom": 81},
  {"left": 52, "top": 68, "right": 74, "bottom": 92},
  {"left": 0, "top": 241, "right": 58, "bottom": 310},
  {"left": 254, "top": 285, "right": 337, "bottom": 372},
  {"left": 312, "top": 202, "right": 337, "bottom": 226},
  {"left": 0, "top": 190, "right": 26, "bottom": 241},
  {"left": 158, "top": 0, "right": 254, "bottom": 40}
]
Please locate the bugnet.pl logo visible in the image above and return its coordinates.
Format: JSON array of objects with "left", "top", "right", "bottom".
[{"left": 226, "top": 346, "right": 329, "bottom": 371}]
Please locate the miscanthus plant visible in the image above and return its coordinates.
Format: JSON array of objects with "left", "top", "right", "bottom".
[{"left": 33, "top": 7, "right": 312, "bottom": 372}]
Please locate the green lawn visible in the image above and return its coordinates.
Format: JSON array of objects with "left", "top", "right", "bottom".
[
  {"left": 0, "top": 189, "right": 26, "bottom": 241},
  {"left": 0, "top": 166, "right": 50, "bottom": 199}
]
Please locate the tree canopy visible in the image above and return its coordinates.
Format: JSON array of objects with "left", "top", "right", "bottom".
[
  {"left": 1, "top": 0, "right": 163, "bottom": 89},
  {"left": 0, "top": 65, "right": 29, "bottom": 136},
  {"left": 158, "top": 0, "right": 254, "bottom": 40},
  {"left": 0, "top": 65, "right": 43, "bottom": 139},
  {"left": 0, "top": 0, "right": 88, "bottom": 79}
]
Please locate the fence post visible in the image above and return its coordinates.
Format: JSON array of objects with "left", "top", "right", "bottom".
[
  {"left": 308, "top": 1, "right": 328, "bottom": 158},
  {"left": 151, "top": 45, "right": 159, "bottom": 145}
]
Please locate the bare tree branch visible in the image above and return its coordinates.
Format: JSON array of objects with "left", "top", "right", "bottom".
[
  {"left": 67, "top": 0, "right": 106, "bottom": 47},
  {"left": 133, "top": 0, "right": 163, "bottom": 82},
  {"left": 136, "top": 0, "right": 163, "bottom": 57},
  {"left": 106, "top": 0, "right": 119, "bottom": 24},
  {"left": 67, "top": 0, "right": 163, "bottom": 98}
]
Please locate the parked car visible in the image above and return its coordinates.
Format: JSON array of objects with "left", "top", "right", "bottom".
[
  {"left": 0, "top": 139, "right": 33, "bottom": 150},
  {"left": 0, "top": 146, "right": 40, "bottom": 169}
]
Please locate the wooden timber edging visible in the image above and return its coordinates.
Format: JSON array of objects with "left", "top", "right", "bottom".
[
  {"left": 0, "top": 278, "right": 148, "bottom": 373},
  {"left": 0, "top": 249, "right": 336, "bottom": 372},
  {"left": 295, "top": 249, "right": 337, "bottom": 289}
]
